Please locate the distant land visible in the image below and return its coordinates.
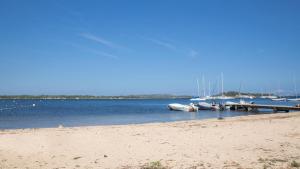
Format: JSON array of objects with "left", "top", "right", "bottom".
[
  {"left": 0, "top": 91, "right": 297, "bottom": 100},
  {"left": 0, "top": 94, "right": 192, "bottom": 100}
]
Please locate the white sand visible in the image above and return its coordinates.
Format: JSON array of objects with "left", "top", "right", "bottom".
[{"left": 0, "top": 112, "right": 300, "bottom": 169}]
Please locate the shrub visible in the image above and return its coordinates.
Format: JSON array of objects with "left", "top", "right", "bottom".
[
  {"left": 141, "top": 161, "right": 167, "bottom": 169},
  {"left": 291, "top": 160, "right": 300, "bottom": 168}
]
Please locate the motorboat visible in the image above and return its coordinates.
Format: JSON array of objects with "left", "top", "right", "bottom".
[
  {"left": 168, "top": 103, "right": 198, "bottom": 112},
  {"left": 197, "top": 102, "right": 221, "bottom": 111},
  {"left": 225, "top": 100, "right": 254, "bottom": 106}
]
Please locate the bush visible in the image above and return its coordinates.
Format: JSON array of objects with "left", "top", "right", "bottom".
[
  {"left": 141, "top": 161, "right": 167, "bottom": 169},
  {"left": 291, "top": 160, "right": 300, "bottom": 168}
]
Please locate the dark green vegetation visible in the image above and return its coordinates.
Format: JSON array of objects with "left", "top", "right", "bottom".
[
  {"left": 141, "top": 161, "right": 167, "bottom": 169},
  {"left": 218, "top": 91, "right": 273, "bottom": 97},
  {"left": 291, "top": 160, "right": 300, "bottom": 168}
]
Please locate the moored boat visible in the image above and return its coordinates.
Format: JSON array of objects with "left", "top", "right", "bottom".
[
  {"left": 271, "top": 98, "right": 287, "bottom": 101},
  {"left": 168, "top": 103, "right": 198, "bottom": 112},
  {"left": 197, "top": 102, "right": 221, "bottom": 111},
  {"left": 288, "top": 98, "right": 300, "bottom": 102},
  {"left": 261, "top": 95, "right": 278, "bottom": 99},
  {"left": 190, "top": 97, "right": 206, "bottom": 101}
]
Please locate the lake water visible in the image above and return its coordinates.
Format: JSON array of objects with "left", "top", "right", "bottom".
[{"left": 0, "top": 99, "right": 299, "bottom": 129}]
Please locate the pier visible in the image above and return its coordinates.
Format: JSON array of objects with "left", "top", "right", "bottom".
[{"left": 225, "top": 103, "right": 300, "bottom": 112}]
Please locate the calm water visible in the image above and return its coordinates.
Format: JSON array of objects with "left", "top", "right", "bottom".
[{"left": 0, "top": 99, "right": 299, "bottom": 129}]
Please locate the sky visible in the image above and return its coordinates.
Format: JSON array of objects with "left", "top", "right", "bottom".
[{"left": 0, "top": 0, "right": 299, "bottom": 95}]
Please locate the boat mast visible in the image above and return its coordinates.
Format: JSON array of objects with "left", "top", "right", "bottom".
[
  {"left": 278, "top": 81, "right": 281, "bottom": 98},
  {"left": 202, "top": 75, "right": 206, "bottom": 97},
  {"left": 221, "top": 72, "right": 224, "bottom": 97},
  {"left": 238, "top": 82, "right": 242, "bottom": 97},
  {"left": 293, "top": 76, "right": 298, "bottom": 99},
  {"left": 217, "top": 78, "right": 220, "bottom": 97},
  {"left": 197, "top": 78, "right": 200, "bottom": 98},
  {"left": 208, "top": 80, "right": 211, "bottom": 97}
]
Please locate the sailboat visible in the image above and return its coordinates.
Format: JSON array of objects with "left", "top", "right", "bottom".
[
  {"left": 216, "top": 73, "right": 234, "bottom": 100},
  {"left": 190, "top": 97, "right": 206, "bottom": 101},
  {"left": 190, "top": 77, "right": 206, "bottom": 101},
  {"left": 271, "top": 82, "right": 286, "bottom": 101},
  {"left": 205, "top": 80, "right": 213, "bottom": 100},
  {"left": 271, "top": 98, "right": 287, "bottom": 101},
  {"left": 288, "top": 98, "right": 300, "bottom": 101},
  {"left": 236, "top": 82, "right": 255, "bottom": 99},
  {"left": 288, "top": 77, "right": 300, "bottom": 102},
  {"left": 262, "top": 95, "right": 278, "bottom": 99}
]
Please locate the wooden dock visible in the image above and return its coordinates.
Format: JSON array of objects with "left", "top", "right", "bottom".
[{"left": 225, "top": 103, "right": 300, "bottom": 112}]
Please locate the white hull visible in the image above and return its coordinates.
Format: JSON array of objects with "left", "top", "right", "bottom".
[
  {"left": 288, "top": 98, "right": 300, "bottom": 102},
  {"left": 168, "top": 103, "right": 198, "bottom": 112},
  {"left": 215, "top": 96, "right": 235, "bottom": 100},
  {"left": 190, "top": 97, "right": 206, "bottom": 101},
  {"left": 197, "top": 102, "right": 220, "bottom": 111},
  {"left": 236, "top": 95, "right": 255, "bottom": 99},
  {"left": 225, "top": 100, "right": 254, "bottom": 105},
  {"left": 271, "top": 98, "right": 287, "bottom": 101},
  {"left": 261, "top": 96, "right": 278, "bottom": 99}
]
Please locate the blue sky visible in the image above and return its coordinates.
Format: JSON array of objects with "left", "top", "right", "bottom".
[{"left": 0, "top": 0, "right": 299, "bottom": 95}]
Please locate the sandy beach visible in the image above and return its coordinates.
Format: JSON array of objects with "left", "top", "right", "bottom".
[{"left": 0, "top": 112, "right": 300, "bottom": 169}]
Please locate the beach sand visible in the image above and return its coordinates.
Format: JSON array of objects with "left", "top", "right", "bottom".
[{"left": 0, "top": 112, "right": 300, "bottom": 169}]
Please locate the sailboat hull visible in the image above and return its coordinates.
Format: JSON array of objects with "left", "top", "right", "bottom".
[
  {"left": 288, "top": 98, "right": 300, "bottom": 102},
  {"left": 190, "top": 98, "right": 206, "bottom": 101},
  {"left": 271, "top": 98, "right": 287, "bottom": 101}
]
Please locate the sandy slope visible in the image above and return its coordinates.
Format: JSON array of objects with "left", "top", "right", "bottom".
[{"left": 0, "top": 112, "right": 300, "bottom": 169}]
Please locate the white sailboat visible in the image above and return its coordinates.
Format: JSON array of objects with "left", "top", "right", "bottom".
[
  {"left": 236, "top": 82, "right": 255, "bottom": 99},
  {"left": 271, "top": 98, "right": 287, "bottom": 101},
  {"left": 260, "top": 86, "right": 278, "bottom": 99},
  {"left": 288, "top": 98, "right": 300, "bottom": 101},
  {"left": 271, "top": 82, "right": 286, "bottom": 101},
  {"left": 190, "top": 77, "right": 207, "bottom": 101},
  {"left": 262, "top": 95, "right": 278, "bottom": 99},
  {"left": 288, "top": 77, "right": 300, "bottom": 102},
  {"left": 238, "top": 95, "right": 255, "bottom": 99},
  {"left": 216, "top": 73, "right": 234, "bottom": 100},
  {"left": 205, "top": 80, "right": 214, "bottom": 100}
]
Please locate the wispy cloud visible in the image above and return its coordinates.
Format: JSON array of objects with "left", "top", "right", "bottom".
[
  {"left": 141, "top": 36, "right": 201, "bottom": 59},
  {"left": 79, "top": 33, "right": 116, "bottom": 48},
  {"left": 69, "top": 43, "right": 119, "bottom": 59},
  {"left": 143, "top": 37, "right": 176, "bottom": 50},
  {"left": 79, "top": 32, "right": 127, "bottom": 51},
  {"left": 88, "top": 49, "right": 119, "bottom": 59},
  {"left": 188, "top": 49, "right": 198, "bottom": 58}
]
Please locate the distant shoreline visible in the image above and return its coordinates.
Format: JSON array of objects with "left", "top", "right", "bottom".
[{"left": 0, "top": 95, "right": 192, "bottom": 100}]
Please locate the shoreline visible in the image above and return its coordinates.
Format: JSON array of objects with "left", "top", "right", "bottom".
[
  {"left": 1, "top": 111, "right": 299, "bottom": 131},
  {"left": 1, "top": 112, "right": 300, "bottom": 168}
]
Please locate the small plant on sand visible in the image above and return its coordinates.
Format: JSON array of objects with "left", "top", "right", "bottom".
[
  {"left": 263, "top": 164, "right": 269, "bottom": 169},
  {"left": 141, "top": 161, "right": 167, "bottom": 169},
  {"left": 291, "top": 160, "right": 300, "bottom": 168}
]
